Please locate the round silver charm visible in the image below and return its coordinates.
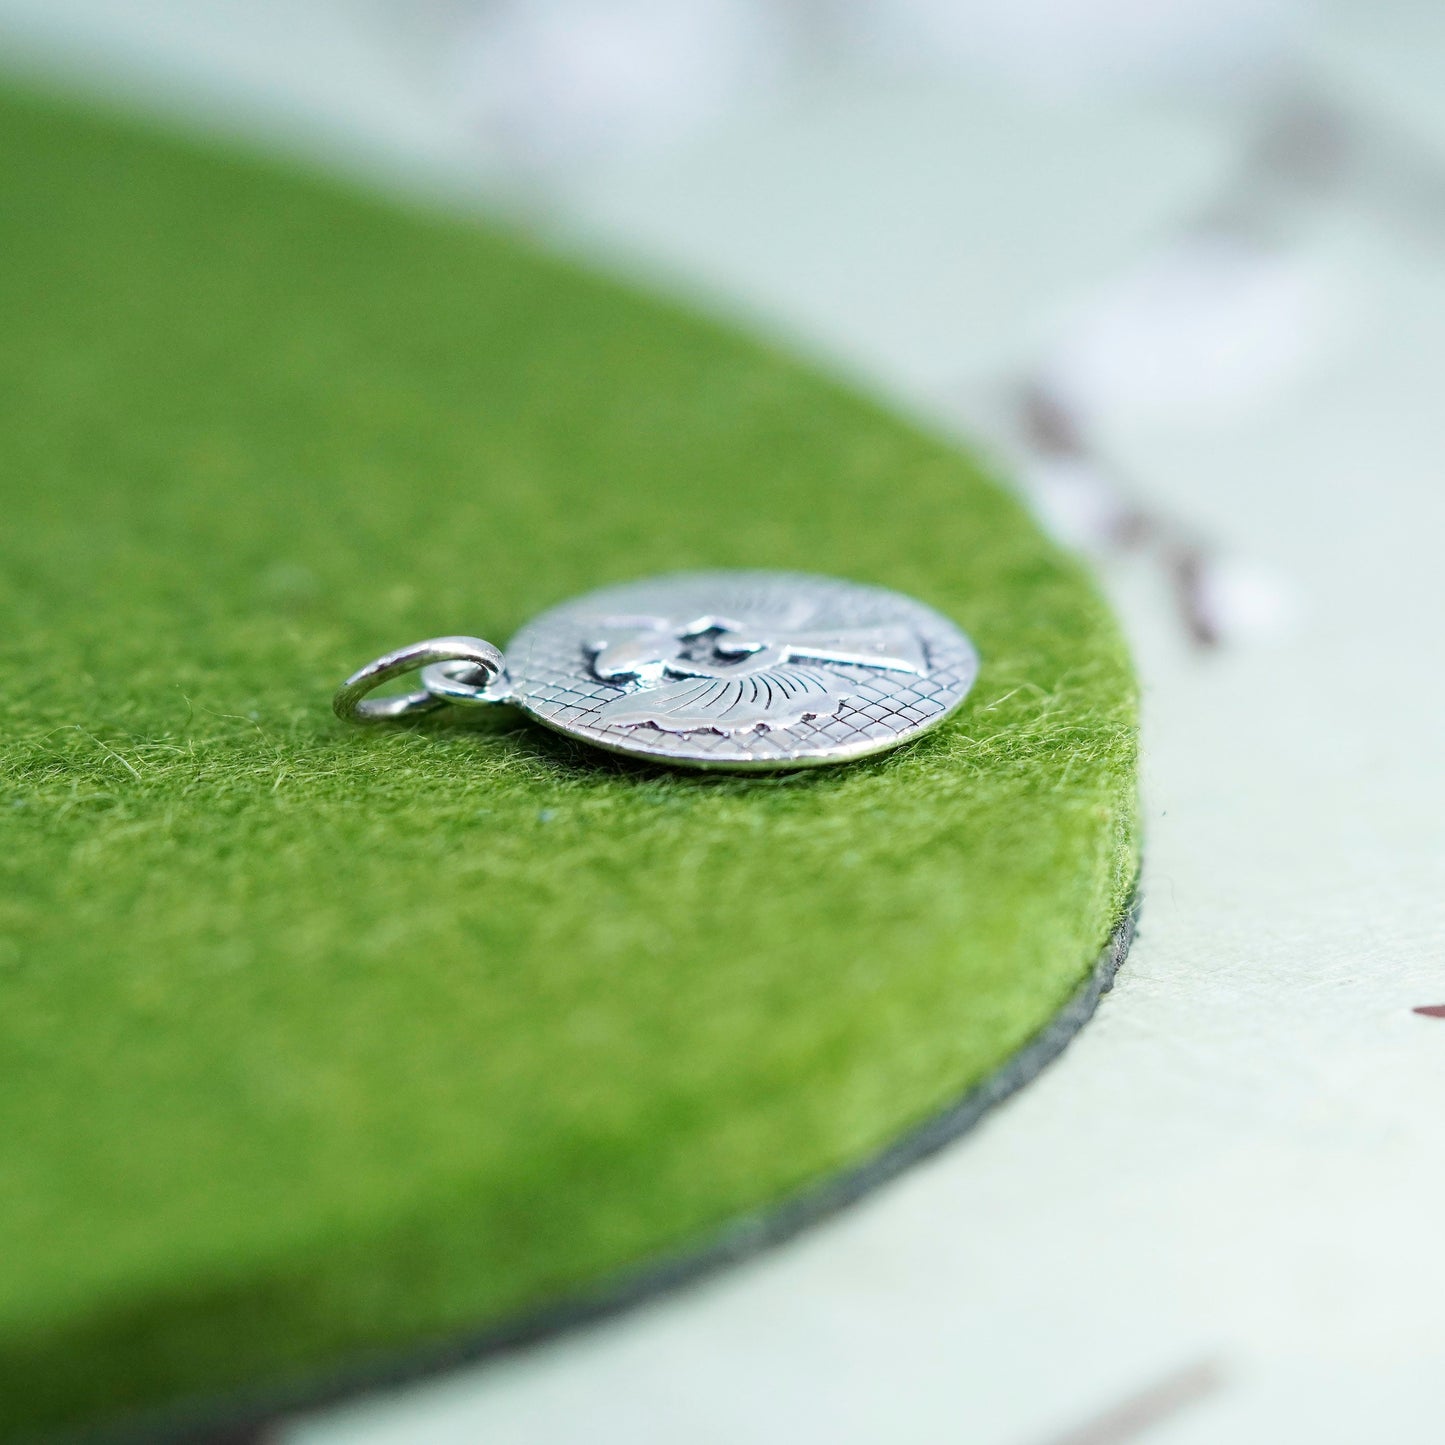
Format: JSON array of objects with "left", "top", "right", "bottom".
[
  {"left": 490, "top": 571, "right": 978, "bottom": 772},
  {"left": 336, "top": 570, "right": 980, "bottom": 772}
]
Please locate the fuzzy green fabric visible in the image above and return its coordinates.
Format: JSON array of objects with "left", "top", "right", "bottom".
[{"left": 0, "top": 86, "right": 1138, "bottom": 1442}]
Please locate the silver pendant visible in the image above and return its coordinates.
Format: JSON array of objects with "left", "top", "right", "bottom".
[{"left": 334, "top": 571, "right": 979, "bottom": 772}]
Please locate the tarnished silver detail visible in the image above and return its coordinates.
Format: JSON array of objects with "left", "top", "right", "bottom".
[
  {"left": 335, "top": 572, "right": 978, "bottom": 770},
  {"left": 592, "top": 664, "right": 854, "bottom": 735},
  {"left": 508, "top": 572, "right": 975, "bottom": 770}
]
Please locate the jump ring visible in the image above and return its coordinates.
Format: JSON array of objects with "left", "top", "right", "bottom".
[
  {"left": 333, "top": 636, "right": 506, "bottom": 723},
  {"left": 418, "top": 658, "right": 511, "bottom": 707}
]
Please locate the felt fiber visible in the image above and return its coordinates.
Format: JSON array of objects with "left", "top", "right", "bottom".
[{"left": 0, "top": 86, "right": 1138, "bottom": 1441}]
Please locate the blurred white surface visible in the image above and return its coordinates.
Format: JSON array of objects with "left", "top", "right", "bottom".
[
  {"left": 450, "top": 0, "right": 790, "bottom": 171},
  {"left": 1040, "top": 233, "right": 1353, "bottom": 429},
  {"left": 844, "top": 0, "right": 1304, "bottom": 94},
  {"left": 3, "top": 4, "right": 1443, "bottom": 1442}
]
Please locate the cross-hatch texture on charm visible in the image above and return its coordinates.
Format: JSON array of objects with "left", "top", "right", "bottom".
[{"left": 501, "top": 571, "right": 976, "bottom": 762}]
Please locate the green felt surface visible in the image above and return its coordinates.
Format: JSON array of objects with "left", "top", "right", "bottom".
[{"left": 0, "top": 87, "right": 1138, "bottom": 1441}]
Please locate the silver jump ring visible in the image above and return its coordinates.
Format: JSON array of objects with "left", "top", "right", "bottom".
[
  {"left": 418, "top": 658, "right": 511, "bottom": 707},
  {"left": 333, "top": 636, "right": 505, "bottom": 723}
]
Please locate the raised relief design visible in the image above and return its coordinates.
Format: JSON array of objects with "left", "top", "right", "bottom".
[
  {"left": 498, "top": 570, "right": 978, "bottom": 770},
  {"left": 583, "top": 609, "right": 929, "bottom": 736}
]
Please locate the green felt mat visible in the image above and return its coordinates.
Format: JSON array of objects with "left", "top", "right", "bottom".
[{"left": 0, "top": 87, "right": 1138, "bottom": 1442}]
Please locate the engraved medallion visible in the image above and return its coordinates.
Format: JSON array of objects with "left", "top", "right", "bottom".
[{"left": 335, "top": 571, "right": 979, "bottom": 772}]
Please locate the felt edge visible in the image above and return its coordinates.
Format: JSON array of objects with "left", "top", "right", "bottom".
[{"left": 73, "top": 893, "right": 1140, "bottom": 1445}]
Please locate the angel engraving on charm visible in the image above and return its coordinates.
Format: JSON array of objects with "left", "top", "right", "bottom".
[
  {"left": 334, "top": 571, "right": 979, "bottom": 772},
  {"left": 583, "top": 616, "right": 929, "bottom": 735}
]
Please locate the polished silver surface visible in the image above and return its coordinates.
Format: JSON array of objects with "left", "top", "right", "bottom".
[
  {"left": 493, "top": 571, "right": 978, "bottom": 771},
  {"left": 337, "top": 572, "right": 978, "bottom": 770}
]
